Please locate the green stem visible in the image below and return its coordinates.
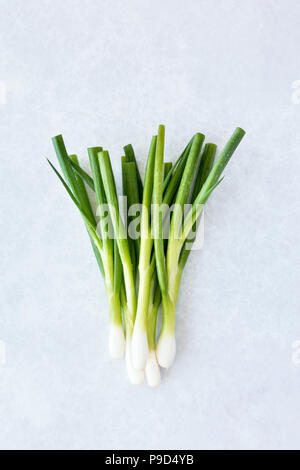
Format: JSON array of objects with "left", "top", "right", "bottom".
[
  {"left": 147, "top": 276, "right": 161, "bottom": 350},
  {"left": 121, "top": 156, "right": 136, "bottom": 276},
  {"left": 135, "top": 136, "right": 157, "bottom": 329},
  {"left": 179, "top": 143, "right": 216, "bottom": 270},
  {"left": 106, "top": 282, "right": 122, "bottom": 326},
  {"left": 153, "top": 124, "right": 167, "bottom": 294},
  {"left": 99, "top": 150, "right": 137, "bottom": 332},
  {"left": 69, "top": 154, "right": 105, "bottom": 276},
  {"left": 176, "top": 127, "right": 246, "bottom": 256},
  {"left": 169, "top": 132, "right": 204, "bottom": 242},
  {"left": 161, "top": 295, "right": 177, "bottom": 335},
  {"left": 124, "top": 143, "right": 143, "bottom": 201},
  {"left": 123, "top": 161, "right": 141, "bottom": 258},
  {"left": 69, "top": 157, "right": 95, "bottom": 190}
]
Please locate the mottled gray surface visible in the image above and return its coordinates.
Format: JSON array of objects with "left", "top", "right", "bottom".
[{"left": 0, "top": 0, "right": 300, "bottom": 450}]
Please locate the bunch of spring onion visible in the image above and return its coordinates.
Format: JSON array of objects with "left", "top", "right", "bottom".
[{"left": 48, "top": 125, "right": 245, "bottom": 387}]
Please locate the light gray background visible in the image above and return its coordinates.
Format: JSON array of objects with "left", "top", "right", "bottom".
[{"left": 1, "top": 0, "right": 300, "bottom": 450}]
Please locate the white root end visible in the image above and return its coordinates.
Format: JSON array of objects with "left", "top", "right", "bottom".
[
  {"left": 131, "top": 326, "right": 148, "bottom": 370},
  {"left": 109, "top": 324, "right": 125, "bottom": 359},
  {"left": 125, "top": 336, "right": 145, "bottom": 385},
  {"left": 145, "top": 350, "right": 161, "bottom": 388},
  {"left": 156, "top": 332, "right": 176, "bottom": 368}
]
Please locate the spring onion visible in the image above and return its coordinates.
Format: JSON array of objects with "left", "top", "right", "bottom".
[{"left": 48, "top": 124, "right": 245, "bottom": 386}]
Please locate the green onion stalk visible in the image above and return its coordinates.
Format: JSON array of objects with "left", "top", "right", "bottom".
[
  {"left": 154, "top": 126, "right": 246, "bottom": 368},
  {"left": 99, "top": 150, "right": 142, "bottom": 383},
  {"left": 131, "top": 136, "right": 157, "bottom": 371},
  {"left": 49, "top": 139, "right": 129, "bottom": 361},
  {"left": 88, "top": 147, "right": 125, "bottom": 360},
  {"left": 48, "top": 124, "right": 245, "bottom": 387},
  {"left": 131, "top": 133, "right": 196, "bottom": 379},
  {"left": 120, "top": 150, "right": 146, "bottom": 385},
  {"left": 144, "top": 273, "right": 161, "bottom": 386}
]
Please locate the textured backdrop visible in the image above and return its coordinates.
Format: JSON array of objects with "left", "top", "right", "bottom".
[{"left": 0, "top": 0, "right": 300, "bottom": 450}]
